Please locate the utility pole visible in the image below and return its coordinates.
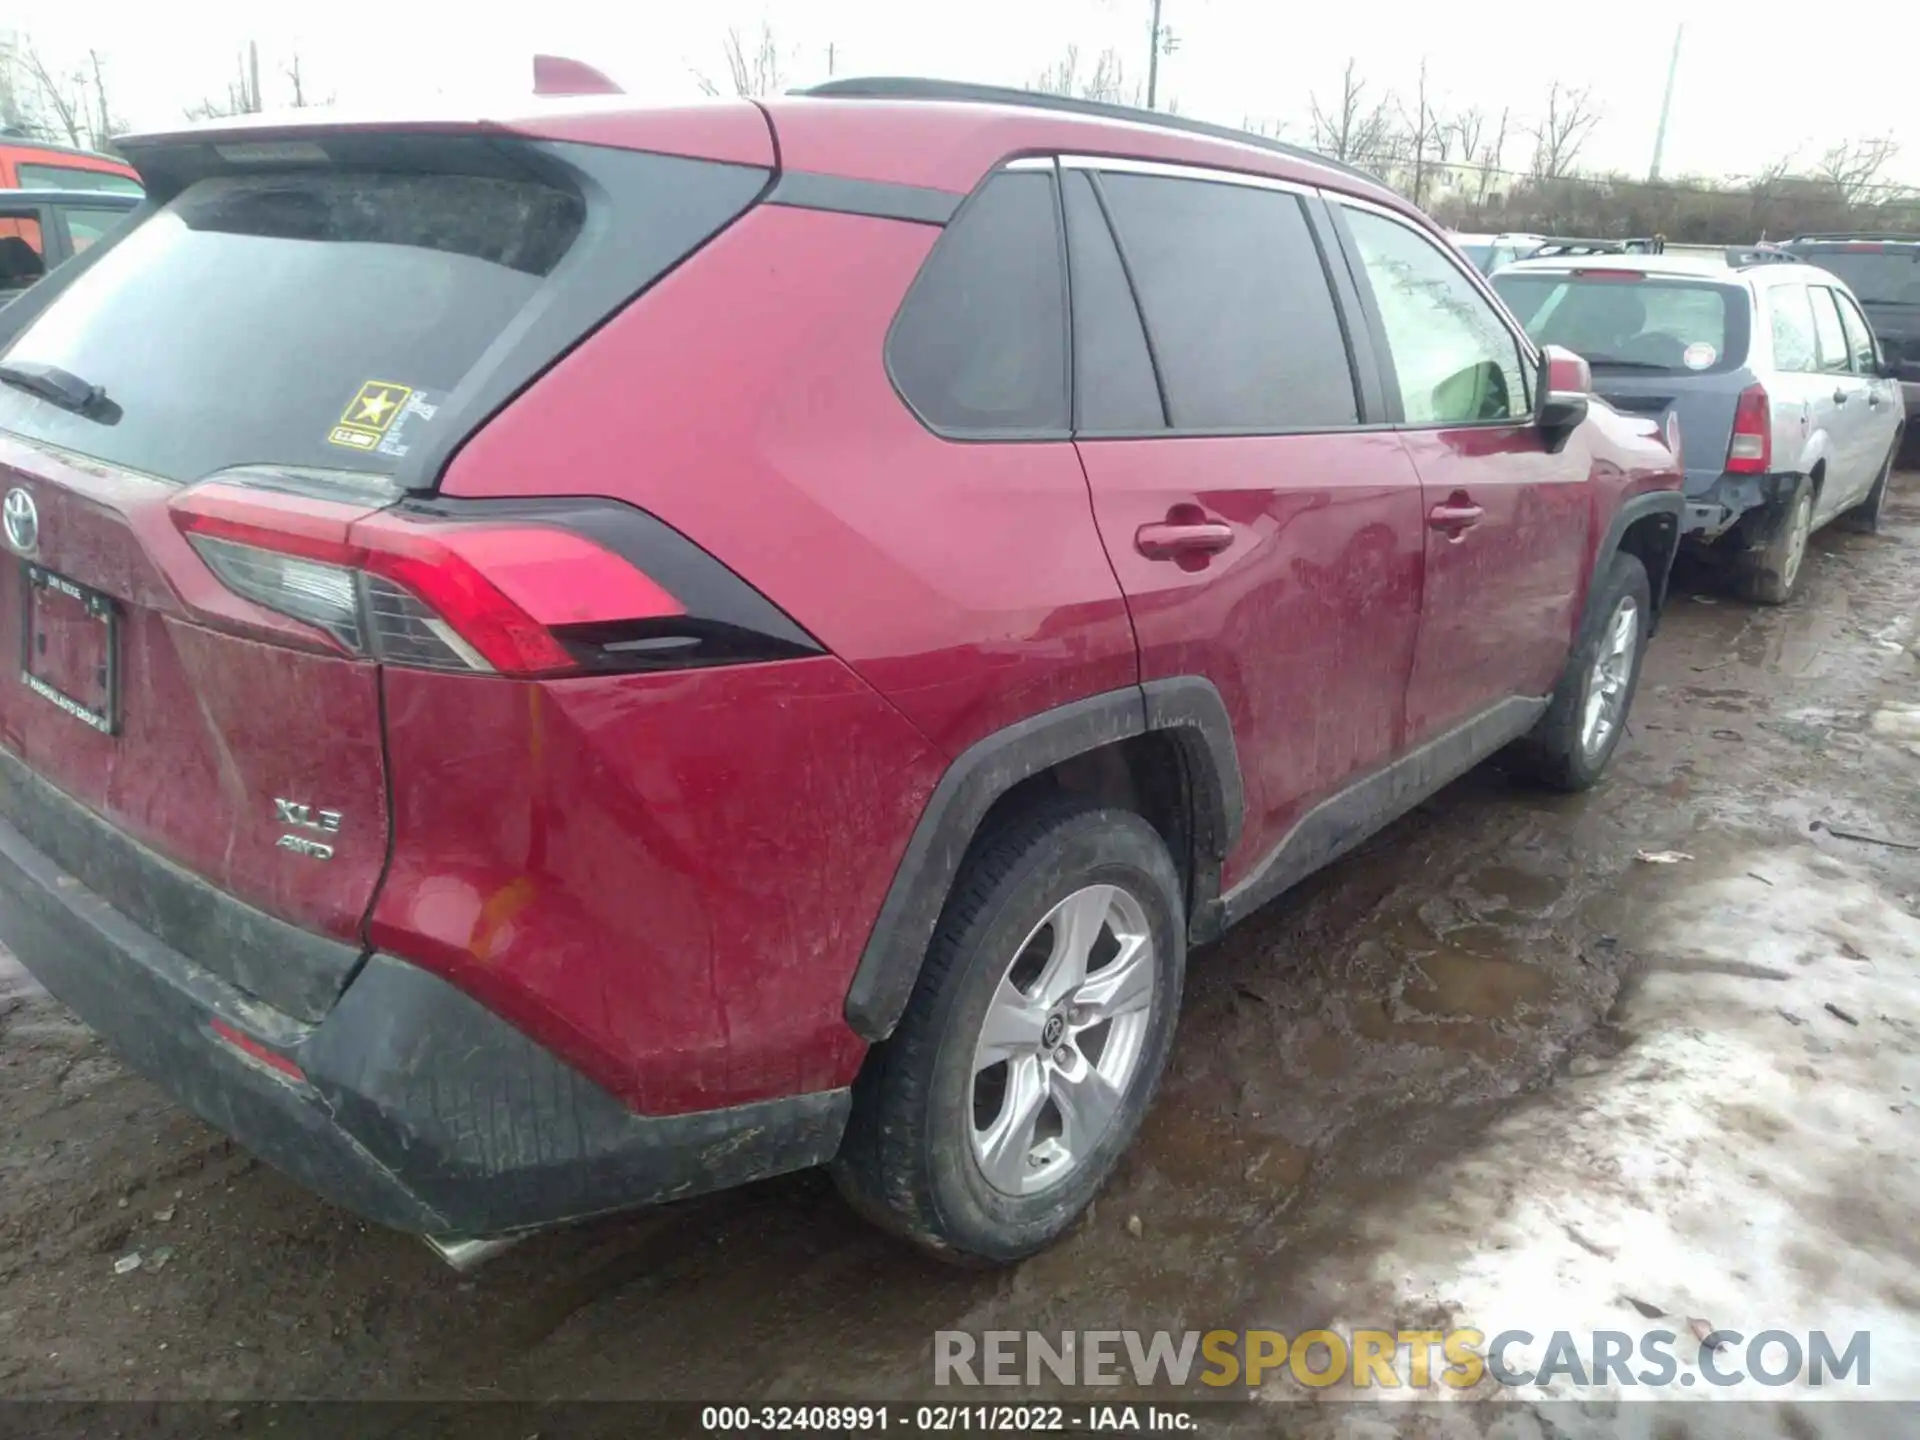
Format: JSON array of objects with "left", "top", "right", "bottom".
[
  {"left": 1146, "top": 0, "right": 1163, "bottom": 110},
  {"left": 247, "top": 40, "right": 261, "bottom": 112},
  {"left": 826, "top": 42, "right": 835, "bottom": 78},
  {"left": 1649, "top": 22, "right": 1683, "bottom": 181}
]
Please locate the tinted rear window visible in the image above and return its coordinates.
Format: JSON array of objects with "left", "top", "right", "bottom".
[
  {"left": 15, "top": 162, "right": 144, "bottom": 195},
  {"left": 1800, "top": 250, "right": 1920, "bottom": 307},
  {"left": 1492, "top": 273, "right": 1745, "bottom": 373},
  {"left": 0, "top": 170, "right": 583, "bottom": 483},
  {"left": 1097, "top": 172, "right": 1357, "bottom": 431}
]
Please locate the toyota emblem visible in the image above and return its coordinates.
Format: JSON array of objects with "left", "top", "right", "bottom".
[{"left": 2, "top": 488, "right": 37, "bottom": 555}]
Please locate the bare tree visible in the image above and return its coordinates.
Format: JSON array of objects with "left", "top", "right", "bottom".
[
  {"left": 694, "top": 24, "right": 788, "bottom": 99},
  {"left": 1449, "top": 107, "right": 1484, "bottom": 173},
  {"left": 19, "top": 41, "right": 87, "bottom": 147},
  {"left": 1477, "top": 106, "right": 1511, "bottom": 205},
  {"left": 1528, "top": 82, "right": 1601, "bottom": 181},
  {"left": 185, "top": 44, "right": 265, "bottom": 120},
  {"left": 1031, "top": 45, "right": 1135, "bottom": 104},
  {"left": 1309, "top": 58, "right": 1399, "bottom": 167},
  {"left": 1397, "top": 59, "right": 1445, "bottom": 207},
  {"left": 1817, "top": 136, "right": 1901, "bottom": 206}
]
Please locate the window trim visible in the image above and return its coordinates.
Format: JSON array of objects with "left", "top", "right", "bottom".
[
  {"left": 1829, "top": 287, "right": 1881, "bottom": 373},
  {"left": 1808, "top": 285, "right": 1857, "bottom": 377},
  {"left": 1066, "top": 167, "right": 1171, "bottom": 432},
  {"left": 1329, "top": 194, "right": 1543, "bottom": 431}
]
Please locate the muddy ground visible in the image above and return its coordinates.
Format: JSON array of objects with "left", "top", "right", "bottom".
[{"left": 2, "top": 473, "right": 1917, "bottom": 1421}]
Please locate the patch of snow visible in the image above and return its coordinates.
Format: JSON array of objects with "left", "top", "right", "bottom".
[{"left": 1302, "top": 845, "right": 1920, "bottom": 1418}]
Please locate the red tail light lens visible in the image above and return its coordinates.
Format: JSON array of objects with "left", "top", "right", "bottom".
[
  {"left": 166, "top": 472, "right": 819, "bottom": 676},
  {"left": 1727, "top": 384, "right": 1771, "bottom": 475}
]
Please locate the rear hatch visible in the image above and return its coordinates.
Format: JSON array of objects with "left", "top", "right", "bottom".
[
  {"left": 1492, "top": 266, "right": 1751, "bottom": 493},
  {"left": 1791, "top": 242, "right": 1920, "bottom": 383},
  {"left": 0, "top": 123, "right": 770, "bottom": 1019}
]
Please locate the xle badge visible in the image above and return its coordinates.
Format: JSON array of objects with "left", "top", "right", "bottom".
[
  {"left": 328, "top": 381, "right": 414, "bottom": 452},
  {"left": 274, "top": 798, "right": 342, "bottom": 861}
]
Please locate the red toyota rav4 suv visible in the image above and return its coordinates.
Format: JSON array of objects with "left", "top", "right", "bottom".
[{"left": 0, "top": 79, "right": 1683, "bottom": 1265}]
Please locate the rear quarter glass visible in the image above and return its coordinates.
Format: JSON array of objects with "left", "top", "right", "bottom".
[
  {"left": 0, "top": 142, "right": 770, "bottom": 489},
  {"left": 1492, "top": 273, "right": 1751, "bottom": 375}
]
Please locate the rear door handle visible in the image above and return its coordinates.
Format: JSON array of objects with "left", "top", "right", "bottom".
[
  {"left": 1834, "top": 388, "right": 1852, "bottom": 405},
  {"left": 1134, "top": 520, "right": 1235, "bottom": 561},
  {"left": 1427, "top": 500, "right": 1485, "bottom": 535}
]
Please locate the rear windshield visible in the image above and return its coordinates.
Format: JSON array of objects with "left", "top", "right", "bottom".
[
  {"left": 0, "top": 170, "right": 582, "bottom": 482},
  {"left": 1492, "top": 272, "right": 1746, "bottom": 374},
  {"left": 1801, "top": 249, "right": 1920, "bottom": 307}
]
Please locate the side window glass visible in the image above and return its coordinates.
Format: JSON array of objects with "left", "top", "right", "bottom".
[
  {"left": 1833, "top": 290, "right": 1879, "bottom": 373},
  {"left": 1096, "top": 172, "right": 1357, "bottom": 431},
  {"left": 1808, "top": 286, "right": 1852, "bottom": 374},
  {"left": 1060, "top": 171, "right": 1163, "bottom": 432},
  {"left": 888, "top": 171, "right": 1068, "bottom": 435},
  {"left": 1344, "top": 207, "right": 1529, "bottom": 425},
  {"left": 1769, "top": 286, "right": 1819, "bottom": 373}
]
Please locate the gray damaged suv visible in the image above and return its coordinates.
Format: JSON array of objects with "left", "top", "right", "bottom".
[{"left": 1493, "top": 251, "right": 1903, "bottom": 604}]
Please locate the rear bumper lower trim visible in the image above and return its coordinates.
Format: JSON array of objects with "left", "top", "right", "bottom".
[{"left": 0, "top": 795, "right": 849, "bottom": 1238}]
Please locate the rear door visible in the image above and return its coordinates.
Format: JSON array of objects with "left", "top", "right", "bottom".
[
  {"left": 1831, "top": 287, "right": 1902, "bottom": 484},
  {"left": 1808, "top": 285, "right": 1873, "bottom": 516},
  {"left": 1065, "top": 161, "right": 1426, "bottom": 889},
  {"left": 1333, "top": 202, "right": 1588, "bottom": 744},
  {"left": 1764, "top": 281, "right": 1836, "bottom": 483}
]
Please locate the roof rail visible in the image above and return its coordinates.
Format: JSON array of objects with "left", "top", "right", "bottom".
[{"left": 792, "top": 76, "right": 1384, "bottom": 189}]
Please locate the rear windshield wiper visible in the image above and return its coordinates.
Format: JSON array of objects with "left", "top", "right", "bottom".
[{"left": 0, "top": 361, "right": 109, "bottom": 417}]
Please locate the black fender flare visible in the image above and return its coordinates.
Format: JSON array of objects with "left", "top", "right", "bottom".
[
  {"left": 843, "top": 678, "right": 1243, "bottom": 1041},
  {"left": 1594, "top": 490, "right": 1685, "bottom": 622}
]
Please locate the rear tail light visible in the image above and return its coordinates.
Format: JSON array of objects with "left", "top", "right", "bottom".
[
  {"left": 1726, "top": 384, "right": 1771, "bottom": 475},
  {"left": 1573, "top": 269, "right": 1643, "bottom": 281},
  {"left": 168, "top": 472, "right": 819, "bottom": 677}
]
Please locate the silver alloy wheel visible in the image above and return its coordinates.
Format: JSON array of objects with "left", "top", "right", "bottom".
[
  {"left": 1782, "top": 491, "right": 1814, "bottom": 591},
  {"left": 968, "top": 884, "right": 1156, "bottom": 1197},
  {"left": 1581, "top": 595, "right": 1640, "bottom": 759}
]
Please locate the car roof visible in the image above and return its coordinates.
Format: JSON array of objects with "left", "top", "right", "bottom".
[
  {"left": 123, "top": 79, "right": 1413, "bottom": 216},
  {"left": 0, "top": 189, "right": 142, "bottom": 207}
]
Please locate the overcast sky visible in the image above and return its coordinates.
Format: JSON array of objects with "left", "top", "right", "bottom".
[{"left": 20, "top": 0, "right": 1920, "bottom": 187}]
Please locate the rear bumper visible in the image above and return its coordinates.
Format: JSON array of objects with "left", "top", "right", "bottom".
[
  {"left": 1680, "top": 470, "right": 1799, "bottom": 540},
  {"left": 0, "top": 760, "right": 848, "bottom": 1240}
]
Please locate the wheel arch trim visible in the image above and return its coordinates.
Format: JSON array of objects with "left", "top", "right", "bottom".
[
  {"left": 1596, "top": 489, "right": 1685, "bottom": 621},
  {"left": 843, "top": 679, "right": 1243, "bottom": 1042}
]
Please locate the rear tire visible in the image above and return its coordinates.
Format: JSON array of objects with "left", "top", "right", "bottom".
[
  {"left": 1839, "top": 438, "right": 1901, "bottom": 535},
  {"left": 1733, "top": 476, "right": 1814, "bottom": 605},
  {"left": 1508, "top": 551, "right": 1652, "bottom": 793},
  {"left": 833, "top": 802, "right": 1185, "bottom": 1265}
]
